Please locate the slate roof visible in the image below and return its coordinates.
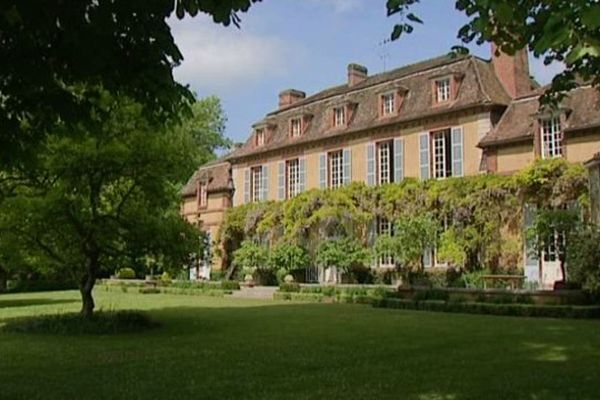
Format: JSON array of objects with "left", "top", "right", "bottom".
[
  {"left": 479, "top": 85, "right": 600, "bottom": 147},
  {"left": 228, "top": 54, "right": 512, "bottom": 161},
  {"left": 181, "top": 158, "right": 232, "bottom": 197}
]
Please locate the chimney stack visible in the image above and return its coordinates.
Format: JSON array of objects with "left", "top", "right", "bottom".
[
  {"left": 491, "top": 44, "right": 532, "bottom": 98},
  {"left": 348, "top": 63, "right": 368, "bottom": 87},
  {"left": 278, "top": 89, "right": 306, "bottom": 109}
]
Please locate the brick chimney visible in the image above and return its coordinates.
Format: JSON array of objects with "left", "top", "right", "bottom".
[
  {"left": 491, "top": 44, "right": 532, "bottom": 98},
  {"left": 348, "top": 63, "right": 368, "bottom": 87},
  {"left": 278, "top": 89, "right": 306, "bottom": 109}
]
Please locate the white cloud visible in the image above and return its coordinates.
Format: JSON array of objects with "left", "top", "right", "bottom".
[
  {"left": 529, "top": 55, "right": 565, "bottom": 85},
  {"left": 170, "top": 18, "right": 292, "bottom": 92},
  {"left": 310, "top": 0, "right": 363, "bottom": 13}
]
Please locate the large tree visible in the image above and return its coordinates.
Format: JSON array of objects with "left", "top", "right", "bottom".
[
  {"left": 0, "top": 0, "right": 260, "bottom": 165},
  {"left": 387, "top": 0, "right": 600, "bottom": 103},
  {"left": 0, "top": 92, "right": 228, "bottom": 316}
]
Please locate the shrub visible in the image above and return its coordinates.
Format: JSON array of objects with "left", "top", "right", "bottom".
[
  {"left": 0, "top": 311, "right": 159, "bottom": 335},
  {"left": 220, "top": 280, "right": 241, "bottom": 291},
  {"left": 160, "top": 272, "right": 172, "bottom": 283},
  {"left": 116, "top": 267, "right": 136, "bottom": 280},
  {"left": 233, "top": 240, "right": 269, "bottom": 270},
  {"left": 7, "top": 279, "right": 77, "bottom": 293},
  {"left": 316, "top": 237, "right": 370, "bottom": 272},
  {"left": 268, "top": 243, "right": 310, "bottom": 277},
  {"left": 290, "top": 293, "right": 323, "bottom": 303},
  {"left": 567, "top": 225, "right": 600, "bottom": 294},
  {"left": 412, "top": 289, "right": 449, "bottom": 302},
  {"left": 279, "top": 282, "right": 301, "bottom": 293},
  {"left": 139, "top": 287, "right": 161, "bottom": 294}
]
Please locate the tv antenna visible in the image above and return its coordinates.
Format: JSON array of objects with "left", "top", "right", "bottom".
[{"left": 378, "top": 39, "right": 391, "bottom": 72}]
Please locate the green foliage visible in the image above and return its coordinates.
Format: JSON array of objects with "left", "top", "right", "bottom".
[
  {"left": 567, "top": 225, "right": 600, "bottom": 294},
  {"left": 116, "top": 268, "right": 136, "bottom": 280},
  {"left": 160, "top": 272, "right": 172, "bottom": 284},
  {"left": 220, "top": 281, "right": 241, "bottom": 291},
  {"left": 386, "top": 0, "right": 600, "bottom": 105},
  {"left": 232, "top": 240, "right": 269, "bottom": 271},
  {"left": 139, "top": 287, "right": 161, "bottom": 294},
  {"left": 315, "top": 237, "right": 370, "bottom": 272},
  {"left": 0, "top": 311, "right": 158, "bottom": 335},
  {"left": 278, "top": 282, "right": 301, "bottom": 293},
  {"left": 393, "top": 214, "right": 439, "bottom": 269},
  {"left": 268, "top": 243, "right": 310, "bottom": 273}
]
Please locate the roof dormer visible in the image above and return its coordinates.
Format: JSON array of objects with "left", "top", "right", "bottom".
[
  {"left": 430, "top": 72, "right": 464, "bottom": 106},
  {"left": 377, "top": 84, "right": 408, "bottom": 118}
]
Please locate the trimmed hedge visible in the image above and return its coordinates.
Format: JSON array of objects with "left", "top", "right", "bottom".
[
  {"left": 273, "top": 292, "right": 324, "bottom": 303},
  {"left": 373, "top": 298, "right": 600, "bottom": 319},
  {"left": 7, "top": 279, "right": 77, "bottom": 293}
]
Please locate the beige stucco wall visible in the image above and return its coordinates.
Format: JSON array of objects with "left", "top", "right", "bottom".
[
  {"left": 496, "top": 143, "right": 535, "bottom": 173},
  {"left": 565, "top": 131, "right": 600, "bottom": 163},
  {"left": 232, "top": 111, "right": 491, "bottom": 206}
]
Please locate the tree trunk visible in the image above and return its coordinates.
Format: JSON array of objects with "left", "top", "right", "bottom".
[
  {"left": 79, "top": 255, "right": 99, "bottom": 318},
  {"left": 0, "top": 266, "right": 7, "bottom": 293}
]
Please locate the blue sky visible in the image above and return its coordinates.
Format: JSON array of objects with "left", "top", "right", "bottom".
[{"left": 170, "top": 0, "right": 562, "bottom": 145}]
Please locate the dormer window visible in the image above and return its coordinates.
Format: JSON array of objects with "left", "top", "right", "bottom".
[
  {"left": 290, "top": 118, "right": 302, "bottom": 138},
  {"left": 381, "top": 93, "right": 395, "bottom": 117},
  {"left": 334, "top": 106, "right": 346, "bottom": 127},
  {"left": 540, "top": 117, "right": 563, "bottom": 159},
  {"left": 435, "top": 78, "right": 451, "bottom": 103},
  {"left": 255, "top": 129, "right": 265, "bottom": 146},
  {"left": 197, "top": 181, "right": 208, "bottom": 208}
]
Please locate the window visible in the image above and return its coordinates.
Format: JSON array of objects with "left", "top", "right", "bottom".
[
  {"left": 377, "top": 140, "right": 394, "bottom": 184},
  {"left": 432, "top": 129, "right": 452, "bottom": 179},
  {"left": 541, "top": 117, "right": 563, "bottom": 159},
  {"left": 377, "top": 217, "right": 395, "bottom": 267},
  {"left": 329, "top": 150, "right": 344, "bottom": 189},
  {"left": 286, "top": 159, "right": 300, "bottom": 198},
  {"left": 255, "top": 129, "right": 265, "bottom": 146},
  {"left": 435, "top": 78, "right": 451, "bottom": 103},
  {"left": 381, "top": 93, "right": 395, "bottom": 116},
  {"left": 333, "top": 106, "right": 346, "bottom": 127},
  {"left": 251, "top": 166, "right": 263, "bottom": 202},
  {"left": 290, "top": 118, "right": 302, "bottom": 138},
  {"left": 198, "top": 182, "right": 208, "bottom": 208},
  {"left": 544, "top": 231, "right": 564, "bottom": 262}
]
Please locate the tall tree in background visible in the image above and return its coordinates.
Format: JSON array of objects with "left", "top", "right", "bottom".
[
  {"left": 0, "top": 0, "right": 260, "bottom": 165},
  {"left": 387, "top": 0, "right": 600, "bottom": 103},
  {"left": 0, "top": 92, "right": 229, "bottom": 316}
]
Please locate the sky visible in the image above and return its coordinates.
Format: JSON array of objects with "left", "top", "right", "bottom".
[{"left": 169, "top": 0, "right": 563, "bottom": 145}]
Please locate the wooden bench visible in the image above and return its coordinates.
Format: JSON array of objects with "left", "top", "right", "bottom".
[{"left": 481, "top": 275, "right": 525, "bottom": 290}]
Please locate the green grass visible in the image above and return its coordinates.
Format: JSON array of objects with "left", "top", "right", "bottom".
[{"left": 1, "top": 290, "right": 600, "bottom": 400}]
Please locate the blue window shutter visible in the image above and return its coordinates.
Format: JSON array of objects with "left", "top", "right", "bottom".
[
  {"left": 278, "top": 161, "right": 285, "bottom": 200},
  {"left": 394, "top": 138, "right": 404, "bottom": 182},
  {"left": 319, "top": 153, "right": 327, "bottom": 189},
  {"left": 451, "top": 126, "right": 464, "bottom": 177},
  {"left": 299, "top": 157, "right": 306, "bottom": 193},
  {"left": 244, "top": 169, "right": 250, "bottom": 204},
  {"left": 261, "top": 165, "right": 269, "bottom": 201},
  {"left": 419, "top": 133, "right": 430, "bottom": 180},
  {"left": 343, "top": 148, "right": 352, "bottom": 185},
  {"left": 366, "top": 143, "right": 375, "bottom": 185}
]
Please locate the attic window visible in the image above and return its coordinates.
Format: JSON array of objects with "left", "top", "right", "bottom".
[
  {"left": 435, "top": 78, "right": 451, "bottom": 103},
  {"left": 333, "top": 106, "right": 346, "bottom": 127},
  {"left": 381, "top": 92, "right": 396, "bottom": 117},
  {"left": 290, "top": 118, "right": 302, "bottom": 138},
  {"left": 255, "top": 129, "right": 265, "bottom": 146}
]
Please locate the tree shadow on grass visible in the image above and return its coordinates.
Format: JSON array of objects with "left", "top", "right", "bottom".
[{"left": 0, "top": 298, "right": 78, "bottom": 309}]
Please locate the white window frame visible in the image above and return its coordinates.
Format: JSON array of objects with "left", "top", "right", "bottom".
[
  {"left": 382, "top": 92, "right": 395, "bottom": 116},
  {"left": 377, "top": 217, "right": 395, "bottom": 267},
  {"left": 329, "top": 150, "right": 344, "bottom": 189},
  {"left": 255, "top": 129, "right": 265, "bottom": 146},
  {"left": 333, "top": 106, "right": 346, "bottom": 127},
  {"left": 286, "top": 159, "right": 300, "bottom": 198},
  {"left": 541, "top": 117, "right": 563, "bottom": 159},
  {"left": 377, "top": 140, "right": 393, "bottom": 184},
  {"left": 198, "top": 182, "right": 208, "bottom": 208},
  {"left": 436, "top": 78, "right": 451, "bottom": 103},
  {"left": 433, "top": 130, "right": 451, "bottom": 179},
  {"left": 251, "top": 166, "right": 262, "bottom": 202},
  {"left": 290, "top": 118, "right": 302, "bottom": 138}
]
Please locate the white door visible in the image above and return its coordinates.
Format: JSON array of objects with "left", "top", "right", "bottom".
[{"left": 541, "top": 231, "right": 563, "bottom": 289}]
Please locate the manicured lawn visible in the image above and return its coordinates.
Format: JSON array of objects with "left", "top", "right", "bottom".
[{"left": 1, "top": 290, "right": 600, "bottom": 400}]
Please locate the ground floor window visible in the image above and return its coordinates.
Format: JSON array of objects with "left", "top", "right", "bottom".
[{"left": 377, "top": 217, "right": 395, "bottom": 267}]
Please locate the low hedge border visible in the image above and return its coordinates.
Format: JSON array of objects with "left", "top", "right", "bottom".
[
  {"left": 373, "top": 298, "right": 600, "bottom": 319},
  {"left": 98, "top": 284, "right": 231, "bottom": 297}
]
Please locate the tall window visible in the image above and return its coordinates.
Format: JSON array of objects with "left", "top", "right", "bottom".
[
  {"left": 286, "top": 159, "right": 300, "bottom": 198},
  {"left": 198, "top": 182, "right": 208, "bottom": 208},
  {"left": 329, "top": 150, "right": 344, "bottom": 189},
  {"left": 251, "top": 166, "right": 262, "bottom": 202},
  {"left": 435, "top": 78, "right": 451, "bottom": 103},
  {"left": 255, "top": 129, "right": 265, "bottom": 146},
  {"left": 381, "top": 93, "right": 395, "bottom": 116},
  {"left": 290, "top": 118, "right": 302, "bottom": 138},
  {"left": 432, "top": 129, "right": 452, "bottom": 179},
  {"left": 377, "top": 217, "right": 394, "bottom": 267},
  {"left": 333, "top": 106, "right": 346, "bottom": 127},
  {"left": 541, "top": 117, "right": 563, "bottom": 159},
  {"left": 377, "top": 140, "right": 394, "bottom": 184}
]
